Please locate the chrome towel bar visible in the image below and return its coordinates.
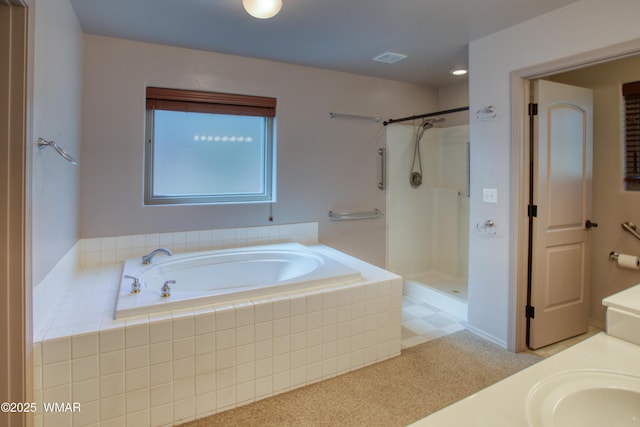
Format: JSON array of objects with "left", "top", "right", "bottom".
[
  {"left": 328, "top": 209, "right": 383, "bottom": 221},
  {"left": 329, "top": 112, "right": 381, "bottom": 123}
]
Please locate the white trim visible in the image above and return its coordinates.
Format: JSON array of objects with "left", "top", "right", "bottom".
[
  {"left": 509, "top": 74, "right": 530, "bottom": 352},
  {"left": 464, "top": 323, "right": 508, "bottom": 349},
  {"left": 0, "top": 2, "right": 31, "bottom": 426},
  {"left": 509, "top": 38, "right": 640, "bottom": 352}
]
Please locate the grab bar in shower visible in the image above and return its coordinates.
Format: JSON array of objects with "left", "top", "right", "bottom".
[
  {"left": 37, "top": 138, "right": 79, "bottom": 165},
  {"left": 378, "top": 148, "right": 386, "bottom": 190},
  {"left": 328, "top": 209, "right": 383, "bottom": 221},
  {"left": 622, "top": 222, "right": 640, "bottom": 241}
]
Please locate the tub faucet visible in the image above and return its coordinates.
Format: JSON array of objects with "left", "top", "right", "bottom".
[
  {"left": 124, "top": 275, "right": 141, "bottom": 293},
  {"left": 161, "top": 280, "right": 175, "bottom": 298},
  {"left": 142, "top": 248, "right": 173, "bottom": 264}
]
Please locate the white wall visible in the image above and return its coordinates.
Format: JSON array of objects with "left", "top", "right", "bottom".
[
  {"left": 31, "top": 0, "right": 83, "bottom": 286},
  {"left": 79, "top": 35, "right": 437, "bottom": 267},
  {"left": 437, "top": 82, "right": 469, "bottom": 128},
  {"left": 467, "top": 0, "right": 640, "bottom": 347}
]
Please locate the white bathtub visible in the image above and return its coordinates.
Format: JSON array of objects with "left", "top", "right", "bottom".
[{"left": 115, "top": 242, "right": 362, "bottom": 318}]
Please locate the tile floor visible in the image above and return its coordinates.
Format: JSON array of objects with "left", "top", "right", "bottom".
[
  {"left": 524, "top": 325, "right": 602, "bottom": 358},
  {"left": 400, "top": 294, "right": 466, "bottom": 349},
  {"left": 400, "top": 293, "right": 602, "bottom": 357}
]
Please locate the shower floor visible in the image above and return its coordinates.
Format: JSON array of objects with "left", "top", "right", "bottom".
[
  {"left": 406, "top": 271, "right": 468, "bottom": 300},
  {"left": 403, "top": 271, "right": 468, "bottom": 321}
]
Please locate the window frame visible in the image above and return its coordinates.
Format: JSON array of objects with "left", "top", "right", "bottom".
[{"left": 144, "top": 87, "right": 277, "bottom": 205}]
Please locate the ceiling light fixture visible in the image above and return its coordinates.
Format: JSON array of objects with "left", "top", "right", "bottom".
[
  {"left": 450, "top": 68, "right": 468, "bottom": 76},
  {"left": 242, "top": 0, "right": 282, "bottom": 19}
]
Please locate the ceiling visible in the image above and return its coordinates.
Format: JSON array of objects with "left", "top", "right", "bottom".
[{"left": 69, "top": 0, "right": 581, "bottom": 88}]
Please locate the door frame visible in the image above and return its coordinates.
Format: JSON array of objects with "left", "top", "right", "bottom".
[
  {"left": 509, "top": 38, "right": 640, "bottom": 352},
  {"left": 1, "top": 1, "right": 33, "bottom": 426}
]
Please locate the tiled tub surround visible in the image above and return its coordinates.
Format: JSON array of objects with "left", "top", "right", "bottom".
[
  {"left": 34, "top": 222, "right": 320, "bottom": 340},
  {"left": 33, "top": 226, "right": 402, "bottom": 426}
]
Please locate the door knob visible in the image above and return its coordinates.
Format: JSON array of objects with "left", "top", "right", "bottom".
[{"left": 585, "top": 220, "right": 598, "bottom": 229}]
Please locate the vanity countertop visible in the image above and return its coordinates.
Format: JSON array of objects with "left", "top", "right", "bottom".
[
  {"left": 409, "top": 332, "right": 640, "bottom": 427},
  {"left": 603, "top": 283, "right": 640, "bottom": 315}
]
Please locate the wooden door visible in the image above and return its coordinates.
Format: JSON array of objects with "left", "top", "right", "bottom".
[{"left": 528, "top": 80, "right": 593, "bottom": 349}]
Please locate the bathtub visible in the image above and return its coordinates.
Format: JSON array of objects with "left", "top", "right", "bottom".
[
  {"left": 115, "top": 242, "right": 362, "bottom": 318},
  {"left": 37, "top": 236, "right": 403, "bottom": 426}
]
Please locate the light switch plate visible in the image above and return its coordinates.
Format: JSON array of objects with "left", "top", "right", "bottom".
[{"left": 483, "top": 188, "right": 498, "bottom": 203}]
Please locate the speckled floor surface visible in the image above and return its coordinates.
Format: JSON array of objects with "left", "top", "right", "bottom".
[{"left": 179, "top": 330, "right": 541, "bottom": 427}]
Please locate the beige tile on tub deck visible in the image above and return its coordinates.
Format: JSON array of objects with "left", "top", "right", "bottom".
[
  {"left": 99, "top": 328, "right": 124, "bottom": 353},
  {"left": 149, "top": 319, "right": 172, "bottom": 344},
  {"left": 125, "top": 323, "right": 149, "bottom": 348}
]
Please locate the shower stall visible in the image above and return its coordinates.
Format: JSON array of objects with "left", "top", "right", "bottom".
[{"left": 386, "top": 120, "right": 469, "bottom": 316}]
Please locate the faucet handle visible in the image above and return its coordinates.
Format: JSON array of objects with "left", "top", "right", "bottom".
[
  {"left": 124, "top": 275, "right": 141, "bottom": 293},
  {"left": 161, "top": 280, "right": 175, "bottom": 298}
]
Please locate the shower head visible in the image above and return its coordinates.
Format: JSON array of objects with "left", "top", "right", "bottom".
[{"left": 421, "top": 117, "right": 445, "bottom": 129}]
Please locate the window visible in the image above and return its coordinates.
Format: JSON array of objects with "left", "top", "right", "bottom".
[
  {"left": 623, "top": 81, "right": 640, "bottom": 191},
  {"left": 145, "top": 87, "right": 276, "bottom": 205}
]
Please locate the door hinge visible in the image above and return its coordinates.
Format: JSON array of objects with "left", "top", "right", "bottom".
[
  {"left": 528, "top": 204, "right": 538, "bottom": 218},
  {"left": 526, "top": 305, "right": 535, "bottom": 319},
  {"left": 528, "top": 103, "right": 538, "bottom": 116}
]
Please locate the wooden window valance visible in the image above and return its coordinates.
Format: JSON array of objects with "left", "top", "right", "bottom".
[{"left": 146, "top": 87, "right": 276, "bottom": 118}]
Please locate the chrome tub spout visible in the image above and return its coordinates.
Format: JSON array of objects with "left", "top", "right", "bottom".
[{"left": 142, "top": 248, "right": 173, "bottom": 264}]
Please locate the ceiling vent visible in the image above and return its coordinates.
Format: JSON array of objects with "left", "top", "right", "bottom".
[{"left": 372, "top": 52, "right": 407, "bottom": 64}]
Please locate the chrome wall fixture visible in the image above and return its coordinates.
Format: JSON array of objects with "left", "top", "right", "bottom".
[
  {"left": 622, "top": 222, "right": 640, "bottom": 241},
  {"left": 378, "top": 148, "right": 386, "bottom": 190},
  {"left": 37, "top": 138, "right": 78, "bottom": 165},
  {"left": 609, "top": 222, "right": 640, "bottom": 265},
  {"left": 328, "top": 209, "right": 383, "bottom": 221},
  {"left": 476, "top": 219, "right": 497, "bottom": 237},
  {"left": 329, "top": 112, "right": 382, "bottom": 123},
  {"left": 475, "top": 105, "right": 497, "bottom": 120}
]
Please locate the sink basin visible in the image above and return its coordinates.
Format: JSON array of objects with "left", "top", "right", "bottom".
[{"left": 526, "top": 370, "right": 640, "bottom": 426}]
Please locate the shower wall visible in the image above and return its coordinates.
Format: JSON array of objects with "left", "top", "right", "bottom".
[{"left": 387, "top": 124, "right": 469, "bottom": 280}]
